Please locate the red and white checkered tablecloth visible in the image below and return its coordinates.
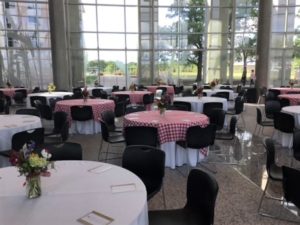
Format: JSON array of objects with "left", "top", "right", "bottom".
[
  {"left": 124, "top": 110, "right": 209, "bottom": 144},
  {"left": 278, "top": 94, "right": 300, "bottom": 105},
  {"left": 54, "top": 99, "right": 115, "bottom": 124},
  {"left": 112, "top": 91, "right": 152, "bottom": 104},
  {"left": 271, "top": 87, "right": 300, "bottom": 94},
  {"left": 0, "top": 88, "right": 27, "bottom": 97}
]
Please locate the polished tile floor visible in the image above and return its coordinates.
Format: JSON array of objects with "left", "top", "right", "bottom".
[{"left": 1, "top": 103, "right": 300, "bottom": 224}]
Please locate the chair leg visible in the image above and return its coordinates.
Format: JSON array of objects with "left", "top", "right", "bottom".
[
  {"left": 98, "top": 139, "right": 104, "bottom": 161},
  {"left": 161, "top": 183, "right": 167, "bottom": 209},
  {"left": 258, "top": 179, "right": 269, "bottom": 215}
]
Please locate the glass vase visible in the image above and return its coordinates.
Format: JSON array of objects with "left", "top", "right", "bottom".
[
  {"left": 26, "top": 175, "right": 41, "bottom": 199},
  {"left": 159, "top": 108, "right": 165, "bottom": 116}
]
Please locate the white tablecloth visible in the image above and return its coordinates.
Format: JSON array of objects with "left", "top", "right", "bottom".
[
  {"left": 0, "top": 115, "right": 42, "bottom": 151},
  {"left": 26, "top": 92, "right": 73, "bottom": 107},
  {"left": 84, "top": 87, "right": 113, "bottom": 95},
  {"left": 173, "top": 96, "right": 228, "bottom": 113},
  {"left": 0, "top": 161, "right": 148, "bottom": 225}
]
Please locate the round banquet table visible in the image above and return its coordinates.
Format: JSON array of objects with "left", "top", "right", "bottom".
[
  {"left": 26, "top": 92, "right": 73, "bottom": 107},
  {"left": 112, "top": 91, "right": 152, "bottom": 104},
  {"left": 278, "top": 94, "right": 300, "bottom": 105},
  {"left": 0, "top": 160, "right": 148, "bottom": 225},
  {"left": 123, "top": 110, "right": 209, "bottom": 169},
  {"left": 173, "top": 96, "right": 228, "bottom": 113},
  {"left": 0, "top": 114, "right": 42, "bottom": 151},
  {"left": 55, "top": 99, "right": 115, "bottom": 134},
  {"left": 282, "top": 106, "right": 300, "bottom": 129},
  {"left": 83, "top": 86, "right": 113, "bottom": 95}
]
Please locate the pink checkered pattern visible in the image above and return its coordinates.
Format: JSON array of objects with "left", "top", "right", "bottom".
[
  {"left": 112, "top": 91, "right": 152, "bottom": 104},
  {"left": 271, "top": 88, "right": 300, "bottom": 94},
  {"left": 124, "top": 110, "right": 209, "bottom": 144},
  {"left": 0, "top": 88, "right": 27, "bottom": 97},
  {"left": 54, "top": 99, "right": 115, "bottom": 124},
  {"left": 278, "top": 94, "right": 300, "bottom": 105}
]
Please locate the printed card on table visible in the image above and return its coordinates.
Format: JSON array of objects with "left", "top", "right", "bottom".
[
  {"left": 78, "top": 211, "right": 114, "bottom": 225},
  {"left": 88, "top": 165, "right": 112, "bottom": 174},
  {"left": 111, "top": 183, "right": 136, "bottom": 193}
]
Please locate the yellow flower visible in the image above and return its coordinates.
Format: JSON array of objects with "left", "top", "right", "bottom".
[
  {"left": 48, "top": 83, "right": 56, "bottom": 92},
  {"left": 29, "top": 153, "right": 48, "bottom": 168}
]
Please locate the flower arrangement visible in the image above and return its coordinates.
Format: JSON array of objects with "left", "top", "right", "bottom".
[
  {"left": 82, "top": 86, "right": 89, "bottom": 101},
  {"left": 9, "top": 141, "right": 51, "bottom": 198},
  {"left": 156, "top": 95, "right": 167, "bottom": 115},
  {"left": 289, "top": 79, "right": 298, "bottom": 88},
  {"left": 129, "top": 83, "right": 136, "bottom": 92},
  {"left": 194, "top": 87, "right": 204, "bottom": 98},
  {"left": 210, "top": 79, "right": 219, "bottom": 89},
  {"left": 47, "top": 83, "right": 56, "bottom": 93}
]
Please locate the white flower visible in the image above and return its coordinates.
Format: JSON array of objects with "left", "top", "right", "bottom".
[{"left": 41, "top": 149, "right": 52, "bottom": 159}]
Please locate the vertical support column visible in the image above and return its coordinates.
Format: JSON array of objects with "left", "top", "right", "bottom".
[
  {"left": 49, "top": 0, "right": 70, "bottom": 90},
  {"left": 255, "top": 0, "right": 272, "bottom": 92}
]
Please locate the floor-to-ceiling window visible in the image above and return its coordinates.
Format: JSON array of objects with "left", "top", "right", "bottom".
[
  {"left": 0, "top": 0, "right": 51, "bottom": 89},
  {"left": 270, "top": 0, "right": 300, "bottom": 87}
]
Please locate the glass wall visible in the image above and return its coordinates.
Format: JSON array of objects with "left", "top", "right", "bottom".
[
  {"left": 0, "top": 0, "right": 51, "bottom": 89},
  {"left": 270, "top": 0, "right": 300, "bottom": 87}
]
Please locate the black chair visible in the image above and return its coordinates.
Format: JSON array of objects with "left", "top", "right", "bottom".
[
  {"left": 0, "top": 97, "right": 9, "bottom": 114},
  {"left": 92, "top": 89, "right": 108, "bottom": 99},
  {"left": 125, "top": 105, "right": 146, "bottom": 114},
  {"left": 258, "top": 138, "right": 283, "bottom": 217},
  {"left": 45, "top": 142, "right": 83, "bottom": 161},
  {"left": 181, "top": 89, "right": 194, "bottom": 97},
  {"left": 208, "top": 108, "right": 226, "bottom": 131},
  {"left": 122, "top": 145, "right": 165, "bottom": 201},
  {"left": 98, "top": 121, "right": 125, "bottom": 161},
  {"left": 114, "top": 100, "right": 127, "bottom": 117},
  {"left": 226, "top": 96, "right": 245, "bottom": 127},
  {"left": 15, "top": 108, "right": 41, "bottom": 117},
  {"left": 257, "top": 86, "right": 267, "bottom": 104},
  {"left": 279, "top": 98, "right": 290, "bottom": 108},
  {"left": 72, "top": 87, "right": 83, "bottom": 99},
  {"left": 70, "top": 105, "right": 93, "bottom": 121},
  {"left": 273, "top": 112, "right": 295, "bottom": 148},
  {"left": 37, "top": 104, "right": 53, "bottom": 120},
  {"left": 254, "top": 108, "right": 274, "bottom": 136},
  {"left": 202, "top": 102, "right": 223, "bottom": 116},
  {"left": 266, "top": 89, "right": 281, "bottom": 101},
  {"left": 115, "top": 94, "right": 130, "bottom": 104},
  {"left": 112, "top": 85, "right": 119, "bottom": 92},
  {"left": 293, "top": 130, "right": 300, "bottom": 164},
  {"left": 215, "top": 116, "right": 237, "bottom": 141},
  {"left": 101, "top": 110, "right": 123, "bottom": 133},
  {"left": 13, "top": 91, "right": 26, "bottom": 105},
  {"left": 143, "top": 93, "right": 155, "bottom": 105},
  {"left": 29, "top": 96, "right": 47, "bottom": 107},
  {"left": 31, "top": 87, "right": 40, "bottom": 93},
  {"left": 49, "top": 97, "right": 62, "bottom": 110},
  {"left": 63, "top": 95, "right": 73, "bottom": 100},
  {"left": 149, "top": 169, "right": 219, "bottom": 225},
  {"left": 0, "top": 128, "right": 45, "bottom": 157},
  {"left": 172, "top": 101, "right": 192, "bottom": 111},
  {"left": 124, "top": 126, "right": 158, "bottom": 147},
  {"left": 211, "top": 91, "right": 230, "bottom": 101},
  {"left": 282, "top": 166, "right": 300, "bottom": 215},
  {"left": 265, "top": 100, "right": 281, "bottom": 120},
  {"left": 44, "top": 111, "right": 69, "bottom": 142}
]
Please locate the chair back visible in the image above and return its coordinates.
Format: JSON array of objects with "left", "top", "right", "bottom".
[
  {"left": 100, "top": 121, "right": 110, "bottom": 142},
  {"left": 124, "top": 126, "right": 158, "bottom": 147},
  {"left": 282, "top": 166, "right": 300, "bottom": 209},
  {"left": 49, "top": 97, "right": 62, "bottom": 110},
  {"left": 12, "top": 128, "right": 44, "bottom": 151},
  {"left": 279, "top": 98, "right": 290, "bottom": 108},
  {"left": 273, "top": 112, "right": 294, "bottom": 133},
  {"left": 212, "top": 91, "right": 230, "bottom": 101},
  {"left": 15, "top": 108, "right": 41, "bottom": 117},
  {"left": 186, "top": 124, "right": 216, "bottom": 148},
  {"left": 256, "top": 107, "right": 263, "bottom": 124},
  {"left": 101, "top": 110, "right": 117, "bottom": 131},
  {"left": 263, "top": 138, "right": 281, "bottom": 181},
  {"left": 185, "top": 169, "right": 219, "bottom": 225},
  {"left": 208, "top": 108, "right": 225, "bottom": 131},
  {"left": 125, "top": 105, "right": 146, "bottom": 114},
  {"left": 266, "top": 89, "right": 280, "bottom": 101},
  {"left": 156, "top": 87, "right": 167, "bottom": 96},
  {"left": 49, "top": 142, "right": 82, "bottom": 161},
  {"left": 229, "top": 116, "right": 238, "bottom": 135},
  {"left": 173, "top": 101, "right": 192, "bottom": 111},
  {"left": 143, "top": 93, "right": 154, "bottom": 105},
  {"left": 30, "top": 96, "right": 47, "bottom": 107},
  {"left": 38, "top": 104, "right": 53, "bottom": 120},
  {"left": 114, "top": 101, "right": 126, "bottom": 117},
  {"left": 72, "top": 87, "right": 83, "bottom": 99},
  {"left": 115, "top": 94, "right": 130, "bottom": 103},
  {"left": 293, "top": 131, "right": 300, "bottom": 161},
  {"left": 265, "top": 100, "right": 281, "bottom": 119},
  {"left": 122, "top": 145, "right": 165, "bottom": 200},
  {"left": 234, "top": 96, "right": 244, "bottom": 114},
  {"left": 70, "top": 105, "right": 93, "bottom": 121},
  {"left": 202, "top": 102, "right": 223, "bottom": 116}
]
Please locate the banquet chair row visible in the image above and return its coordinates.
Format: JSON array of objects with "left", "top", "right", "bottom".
[{"left": 258, "top": 137, "right": 300, "bottom": 223}]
